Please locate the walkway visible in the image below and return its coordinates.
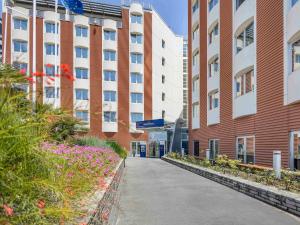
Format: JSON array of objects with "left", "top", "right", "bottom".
[{"left": 112, "top": 158, "right": 300, "bottom": 225}]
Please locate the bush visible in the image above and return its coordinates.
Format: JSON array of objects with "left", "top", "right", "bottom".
[
  {"left": 106, "top": 141, "right": 128, "bottom": 159},
  {"left": 75, "top": 136, "right": 107, "bottom": 148}
]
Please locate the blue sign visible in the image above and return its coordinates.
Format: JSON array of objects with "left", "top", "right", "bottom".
[
  {"left": 136, "top": 119, "right": 164, "bottom": 129},
  {"left": 61, "top": 0, "right": 84, "bottom": 14}
]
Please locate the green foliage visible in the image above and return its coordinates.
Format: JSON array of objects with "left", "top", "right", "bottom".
[
  {"left": 106, "top": 141, "right": 128, "bottom": 159},
  {"left": 74, "top": 136, "right": 107, "bottom": 148}
]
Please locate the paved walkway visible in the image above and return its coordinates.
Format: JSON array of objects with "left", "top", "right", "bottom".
[{"left": 113, "top": 158, "right": 300, "bottom": 225}]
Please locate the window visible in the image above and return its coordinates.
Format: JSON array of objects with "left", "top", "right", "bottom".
[
  {"left": 13, "top": 62, "right": 28, "bottom": 73},
  {"left": 14, "top": 18, "right": 27, "bottom": 30},
  {"left": 235, "top": 69, "right": 254, "bottom": 97},
  {"left": 193, "top": 141, "right": 200, "bottom": 157},
  {"left": 76, "top": 111, "right": 89, "bottom": 123},
  {"left": 192, "top": 25, "right": 199, "bottom": 41},
  {"left": 209, "top": 139, "right": 219, "bottom": 160},
  {"left": 45, "top": 65, "right": 59, "bottom": 77},
  {"left": 208, "top": 57, "right": 219, "bottom": 77},
  {"left": 104, "top": 50, "right": 116, "bottom": 61},
  {"left": 162, "top": 75, "right": 165, "bottom": 84},
  {"left": 75, "top": 89, "right": 88, "bottom": 100},
  {"left": 162, "top": 110, "right": 166, "bottom": 119},
  {"left": 192, "top": 103, "right": 199, "bottom": 118},
  {"left": 237, "top": 136, "right": 255, "bottom": 164},
  {"left": 76, "top": 47, "right": 88, "bottom": 58},
  {"left": 209, "top": 23, "right": 218, "bottom": 44},
  {"left": 192, "top": 0, "right": 199, "bottom": 13},
  {"left": 162, "top": 39, "right": 166, "bottom": 48},
  {"left": 104, "top": 30, "right": 116, "bottom": 41},
  {"left": 75, "top": 68, "right": 88, "bottom": 79},
  {"left": 236, "top": 0, "right": 246, "bottom": 10},
  {"left": 208, "top": 91, "right": 219, "bottom": 110},
  {"left": 292, "top": 40, "right": 300, "bottom": 72},
  {"left": 45, "top": 87, "right": 55, "bottom": 98},
  {"left": 131, "top": 53, "right": 142, "bottom": 64},
  {"left": 104, "top": 70, "right": 116, "bottom": 81},
  {"left": 209, "top": 0, "right": 218, "bottom": 12},
  {"left": 193, "top": 51, "right": 199, "bottom": 67},
  {"left": 131, "top": 113, "right": 143, "bottom": 123},
  {"left": 292, "top": 0, "right": 299, "bottom": 7},
  {"left": 75, "top": 26, "right": 88, "bottom": 37},
  {"left": 192, "top": 76, "right": 199, "bottom": 95},
  {"left": 236, "top": 22, "right": 254, "bottom": 53},
  {"left": 104, "top": 111, "right": 116, "bottom": 122},
  {"left": 131, "top": 33, "right": 142, "bottom": 44},
  {"left": 131, "top": 14, "right": 142, "bottom": 24},
  {"left": 162, "top": 92, "right": 165, "bottom": 101},
  {"left": 104, "top": 91, "right": 116, "bottom": 102},
  {"left": 162, "top": 57, "right": 166, "bottom": 66},
  {"left": 131, "top": 93, "right": 143, "bottom": 103},
  {"left": 45, "top": 43, "right": 59, "bottom": 55},
  {"left": 13, "top": 40, "right": 27, "bottom": 53},
  {"left": 131, "top": 73, "right": 143, "bottom": 83},
  {"left": 45, "top": 22, "right": 58, "bottom": 34}
]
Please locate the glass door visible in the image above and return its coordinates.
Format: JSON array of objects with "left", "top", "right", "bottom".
[
  {"left": 131, "top": 142, "right": 141, "bottom": 157},
  {"left": 290, "top": 132, "right": 300, "bottom": 170},
  {"left": 209, "top": 139, "right": 219, "bottom": 160}
]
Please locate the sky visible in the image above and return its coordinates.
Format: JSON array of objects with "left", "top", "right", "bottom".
[{"left": 0, "top": 0, "right": 187, "bottom": 37}]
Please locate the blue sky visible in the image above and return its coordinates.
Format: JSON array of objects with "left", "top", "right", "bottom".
[{"left": 0, "top": 0, "right": 187, "bottom": 36}]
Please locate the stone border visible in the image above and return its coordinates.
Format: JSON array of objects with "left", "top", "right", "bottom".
[{"left": 162, "top": 157, "right": 300, "bottom": 217}]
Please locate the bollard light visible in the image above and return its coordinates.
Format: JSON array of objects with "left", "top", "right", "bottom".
[
  {"left": 206, "top": 149, "right": 210, "bottom": 160},
  {"left": 273, "top": 151, "right": 281, "bottom": 179}
]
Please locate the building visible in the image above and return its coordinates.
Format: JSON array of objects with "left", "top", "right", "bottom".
[
  {"left": 189, "top": 0, "right": 300, "bottom": 169},
  {"left": 0, "top": 18, "right": 2, "bottom": 62},
  {"left": 2, "top": 0, "right": 183, "bottom": 154}
]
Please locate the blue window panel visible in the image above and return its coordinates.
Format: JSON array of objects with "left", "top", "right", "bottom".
[
  {"left": 14, "top": 18, "right": 27, "bottom": 30},
  {"left": 131, "top": 93, "right": 143, "bottom": 103},
  {"left": 131, "top": 14, "right": 142, "bottom": 24},
  {"left": 292, "top": 0, "right": 299, "bottom": 7},
  {"left": 214, "top": 98, "right": 219, "bottom": 108},
  {"left": 104, "top": 70, "right": 116, "bottom": 81},
  {"left": 209, "top": 0, "right": 218, "bottom": 11},
  {"left": 45, "top": 22, "right": 59, "bottom": 33},
  {"left": 104, "top": 50, "right": 116, "bottom": 61},
  {"left": 75, "top": 68, "right": 88, "bottom": 79},
  {"left": 131, "top": 53, "right": 142, "bottom": 64},
  {"left": 131, "top": 34, "right": 142, "bottom": 44},
  {"left": 130, "top": 73, "right": 142, "bottom": 83},
  {"left": 131, "top": 113, "right": 143, "bottom": 123},
  {"left": 13, "top": 62, "right": 28, "bottom": 72},
  {"left": 45, "top": 66, "right": 55, "bottom": 76},
  {"left": 14, "top": 41, "right": 28, "bottom": 53},
  {"left": 104, "top": 112, "right": 116, "bottom": 122},
  {"left": 45, "top": 87, "right": 55, "bottom": 98},
  {"left": 192, "top": 0, "right": 199, "bottom": 13},
  {"left": 236, "top": 82, "right": 241, "bottom": 93},
  {"left": 76, "top": 111, "right": 89, "bottom": 122},
  {"left": 76, "top": 89, "right": 88, "bottom": 100},
  {"left": 76, "top": 47, "right": 88, "bottom": 58},
  {"left": 104, "top": 91, "right": 116, "bottom": 102},
  {"left": 104, "top": 30, "right": 116, "bottom": 41},
  {"left": 45, "top": 44, "right": 59, "bottom": 55},
  {"left": 76, "top": 26, "right": 88, "bottom": 37}
]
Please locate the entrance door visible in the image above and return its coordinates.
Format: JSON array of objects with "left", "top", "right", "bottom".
[
  {"left": 131, "top": 142, "right": 141, "bottom": 157},
  {"left": 290, "top": 131, "right": 300, "bottom": 170},
  {"left": 159, "top": 141, "right": 165, "bottom": 158},
  {"left": 209, "top": 139, "right": 219, "bottom": 160}
]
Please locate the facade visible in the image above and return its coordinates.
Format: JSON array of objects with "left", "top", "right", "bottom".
[
  {"left": 0, "top": 18, "right": 2, "bottom": 62},
  {"left": 189, "top": 0, "right": 300, "bottom": 169},
  {"left": 2, "top": 0, "right": 183, "bottom": 152}
]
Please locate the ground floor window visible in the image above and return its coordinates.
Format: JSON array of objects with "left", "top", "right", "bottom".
[
  {"left": 290, "top": 131, "right": 300, "bottom": 170},
  {"left": 193, "top": 141, "right": 199, "bottom": 157},
  {"left": 236, "top": 136, "right": 255, "bottom": 164},
  {"left": 131, "top": 141, "right": 146, "bottom": 157},
  {"left": 209, "top": 139, "right": 219, "bottom": 160}
]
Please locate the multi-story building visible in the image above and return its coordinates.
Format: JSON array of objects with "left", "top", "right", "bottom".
[
  {"left": 0, "top": 18, "right": 2, "bottom": 62},
  {"left": 2, "top": 0, "right": 183, "bottom": 152},
  {"left": 189, "top": 0, "right": 300, "bottom": 169}
]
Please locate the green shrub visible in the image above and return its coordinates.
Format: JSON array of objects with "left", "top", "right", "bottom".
[{"left": 105, "top": 141, "right": 128, "bottom": 159}]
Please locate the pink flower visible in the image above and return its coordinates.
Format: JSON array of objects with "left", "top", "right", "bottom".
[{"left": 3, "top": 204, "right": 13, "bottom": 217}]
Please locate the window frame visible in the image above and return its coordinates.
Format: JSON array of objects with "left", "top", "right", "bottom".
[
  {"left": 13, "top": 18, "right": 27, "bottom": 31},
  {"left": 104, "top": 111, "right": 117, "bottom": 123},
  {"left": 75, "top": 25, "right": 88, "bottom": 38},
  {"left": 104, "top": 70, "right": 116, "bottom": 81},
  {"left": 103, "top": 90, "right": 117, "bottom": 102},
  {"left": 104, "top": 30, "right": 116, "bottom": 41},
  {"left": 75, "top": 68, "right": 89, "bottom": 79},
  {"left": 236, "top": 136, "right": 255, "bottom": 164},
  {"left": 75, "top": 110, "right": 89, "bottom": 123},
  {"left": 131, "top": 92, "right": 143, "bottom": 104},
  {"left": 209, "top": 139, "right": 219, "bottom": 160},
  {"left": 75, "top": 89, "right": 89, "bottom": 100}
]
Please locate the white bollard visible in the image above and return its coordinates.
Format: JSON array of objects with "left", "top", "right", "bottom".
[
  {"left": 206, "top": 149, "right": 210, "bottom": 160},
  {"left": 273, "top": 151, "right": 281, "bottom": 179},
  {"left": 181, "top": 148, "right": 185, "bottom": 157}
]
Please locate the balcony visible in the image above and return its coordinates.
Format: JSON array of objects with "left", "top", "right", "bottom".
[
  {"left": 234, "top": 0, "right": 255, "bottom": 35},
  {"left": 130, "top": 3, "right": 143, "bottom": 15},
  {"left": 192, "top": 8, "right": 199, "bottom": 26},
  {"left": 129, "top": 122, "right": 144, "bottom": 133},
  {"left": 130, "top": 23, "right": 143, "bottom": 34},
  {"left": 192, "top": 115, "right": 200, "bottom": 130},
  {"left": 130, "top": 83, "right": 143, "bottom": 93},
  {"left": 234, "top": 43, "right": 255, "bottom": 75},
  {"left": 102, "top": 122, "right": 118, "bottom": 133},
  {"left": 207, "top": 37, "right": 219, "bottom": 61},
  {"left": 287, "top": 69, "right": 300, "bottom": 104},
  {"left": 207, "top": 73, "right": 219, "bottom": 93},
  {"left": 192, "top": 33, "right": 200, "bottom": 51},
  {"left": 103, "top": 19, "right": 117, "bottom": 30},
  {"left": 192, "top": 63, "right": 199, "bottom": 77},
  {"left": 102, "top": 102, "right": 117, "bottom": 112},
  {"left": 130, "top": 43, "right": 143, "bottom": 54},
  {"left": 74, "top": 57, "right": 89, "bottom": 68},
  {"left": 103, "top": 60, "right": 117, "bottom": 71},
  {"left": 287, "top": 1, "right": 300, "bottom": 42},
  {"left": 103, "top": 80, "right": 117, "bottom": 91},
  {"left": 192, "top": 90, "right": 199, "bottom": 103},
  {"left": 208, "top": 2, "right": 219, "bottom": 28},
  {"left": 74, "top": 99, "right": 89, "bottom": 111},
  {"left": 74, "top": 36, "right": 89, "bottom": 48},
  {"left": 233, "top": 91, "right": 256, "bottom": 118},
  {"left": 207, "top": 107, "right": 220, "bottom": 126},
  {"left": 74, "top": 78, "right": 89, "bottom": 90},
  {"left": 130, "top": 63, "right": 143, "bottom": 74},
  {"left": 130, "top": 103, "right": 144, "bottom": 113}
]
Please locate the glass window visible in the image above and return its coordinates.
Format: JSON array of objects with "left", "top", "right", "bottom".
[
  {"left": 236, "top": 32, "right": 244, "bottom": 54},
  {"left": 131, "top": 14, "right": 142, "bottom": 24},
  {"left": 192, "top": 25, "right": 199, "bottom": 41},
  {"left": 45, "top": 43, "right": 59, "bottom": 55},
  {"left": 237, "top": 136, "right": 255, "bottom": 164},
  {"left": 75, "top": 26, "right": 88, "bottom": 37},
  {"left": 162, "top": 92, "right": 166, "bottom": 101},
  {"left": 14, "top": 18, "right": 27, "bottom": 30},
  {"left": 131, "top": 73, "right": 143, "bottom": 83},
  {"left": 292, "top": 40, "right": 300, "bottom": 72},
  {"left": 45, "top": 65, "right": 59, "bottom": 77},
  {"left": 45, "top": 87, "right": 55, "bottom": 98},
  {"left": 236, "top": 0, "right": 246, "bottom": 10},
  {"left": 104, "top": 111, "right": 116, "bottom": 122},
  {"left": 104, "top": 50, "right": 116, "bottom": 61},
  {"left": 104, "top": 70, "right": 116, "bottom": 81},
  {"left": 13, "top": 62, "right": 28, "bottom": 73},
  {"left": 131, "top": 53, "right": 143, "bottom": 64},
  {"left": 235, "top": 69, "right": 254, "bottom": 97},
  {"left": 13, "top": 40, "right": 27, "bottom": 53},
  {"left": 209, "top": 139, "right": 219, "bottom": 160},
  {"left": 162, "top": 110, "right": 166, "bottom": 119},
  {"left": 75, "top": 89, "right": 88, "bottom": 100},
  {"left": 131, "top": 113, "right": 143, "bottom": 123},
  {"left": 208, "top": 91, "right": 219, "bottom": 110},
  {"left": 75, "top": 68, "right": 88, "bottom": 79},
  {"left": 193, "top": 51, "right": 199, "bottom": 67},
  {"left": 76, "top": 47, "right": 88, "bottom": 58},
  {"left": 76, "top": 111, "right": 89, "bottom": 122},
  {"left": 209, "top": 0, "right": 218, "bottom": 12},
  {"left": 236, "top": 21, "right": 254, "bottom": 54},
  {"left": 162, "top": 75, "right": 165, "bottom": 84},
  {"left": 193, "top": 141, "right": 200, "bottom": 157},
  {"left": 292, "top": 0, "right": 299, "bottom": 7},
  {"left": 208, "top": 23, "right": 218, "bottom": 44},
  {"left": 131, "top": 93, "right": 143, "bottom": 103},
  {"left": 131, "top": 33, "right": 142, "bottom": 44},
  {"left": 192, "top": 0, "right": 199, "bottom": 13},
  {"left": 104, "top": 91, "right": 116, "bottom": 102},
  {"left": 192, "top": 103, "right": 199, "bottom": 118},
  {"left": 162, "top": 39, "right": 166, "bottom": 48},
  {"left": 45, "top": 22, "right": 58, "bottom": 33},
  {"left": 104, "top": 30, "right": 116, "bottom": 41},
  {"left": 208, "top": 57, "right": 219, "bottom": 77}
]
